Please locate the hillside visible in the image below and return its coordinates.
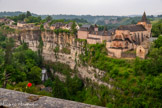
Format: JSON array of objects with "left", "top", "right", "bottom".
[{"left": 1, "top": 11, "right": 162, "bottom": 29}]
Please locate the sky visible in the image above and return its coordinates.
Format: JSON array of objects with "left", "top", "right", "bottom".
[{"left": 0, "top": 0, "right": 162, "bottom": 16}]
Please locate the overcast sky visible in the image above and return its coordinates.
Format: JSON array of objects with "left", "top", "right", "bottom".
[{"left": 0, "top": 0, "right": 162, "bottom": 15}]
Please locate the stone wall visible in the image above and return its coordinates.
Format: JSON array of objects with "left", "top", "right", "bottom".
[
  {"left": 78, "top": 31, "right": 88, "bottom": 39},
  {"left": 108, "top": 48, "right": 122, "bottom": 58},
  {"left": 0, "top": 88, "right": 105, "bottom": 108},
  {"left": 121, "top": 52, "right": 136, "bottom": 58}
]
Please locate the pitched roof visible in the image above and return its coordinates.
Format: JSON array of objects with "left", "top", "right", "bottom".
[
  {"left": 67, "top": 22, "right": 73, "bottom": 27},
  {"left": 117, "top": 24, "right": 146, "bottom": 32},
  {"left": 51, "top": 22, "right": 65, "bottom": 27},
  {"left": 140, "top": 12, "right": 151, "bottom": 24},
  {"left": 80, "top": 24, "right": 92, "bottom": 31},
  {"left": 81, "top": 24, "right": 91, "bottom": 28},
  {"left": 17, "top": 21, "right": 26, "bottom": 24}
]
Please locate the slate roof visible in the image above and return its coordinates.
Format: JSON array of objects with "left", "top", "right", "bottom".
[
  {"left": 80, "top": 24, "right": 92, "bottom": 31},
  {"left": 117, "top": 24, "right": 146, "bottom": 32},
  {"left": 82, "top": 24, "right": 91, "bottom": 28},
  {"left": 67, "top": 22, "right": 73, "bottom": 27},
  {"left": 17, "top": 21, "right": 26, "bottom": 24},
  {"left": 89, "top": 29, "right": 115, "bottom": 36},
  {"left": 51, "top": 22, "right": 65, "bottom": 27},
  {"left": 87, "top": 37, "right": 100, "bottom": 40},
  {"left": 80, "top": 24, "right": 115, "bottom": 36}
]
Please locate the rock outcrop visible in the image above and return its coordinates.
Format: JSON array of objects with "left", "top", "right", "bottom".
[{"left": 7, "top": 30, "right": 113, "bottom": 88}]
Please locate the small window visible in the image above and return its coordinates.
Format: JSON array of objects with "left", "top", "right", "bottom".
[{"left": 140, "top": 49, "right": 142, "bottom": 52}]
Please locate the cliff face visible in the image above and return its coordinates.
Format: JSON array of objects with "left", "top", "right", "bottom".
[{"left": 7, "top": 30, "right": 112, "bottom": 88}]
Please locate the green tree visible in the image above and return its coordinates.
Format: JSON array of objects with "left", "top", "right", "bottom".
[
  {"left": 27, "top": 66, "right": 41, "bottom": 84},
  {"left": 71, "top": 22, "right": 77, "bottom": 38},
  {"left": 46, "top": 16, "right": 52, "bottom": 22},
  {"left": 2, "top": 38, "right": 14, "bottom": 88},
  {"left": 152, "top": 19, "right": 162, "bottom": 37},
  {"left": 154, "top": 36, "right": 162, "bottom": 48},
  {"left": 52, "top": 77, "right": 69, "bottom": 99},
  {"left": 26, "top": 11, "right": 32, "bottom": 18}
]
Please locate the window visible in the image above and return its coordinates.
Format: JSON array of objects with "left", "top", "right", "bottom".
[{"left": 125, "top": 42, "right": 128, "bottom": 47}]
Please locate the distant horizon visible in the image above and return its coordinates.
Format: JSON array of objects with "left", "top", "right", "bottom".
[
  {"left": 0, "top": 0, "right": 162, "bottom": 16},
  {"left": 0, "top": 11, "right": 160, "bottom": 17}
]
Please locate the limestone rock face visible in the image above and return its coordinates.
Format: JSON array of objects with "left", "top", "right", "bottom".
[
  {"left": 6, "top": 30, "right": 113, "bottom": 88},
  {"left": 0, "top": 88, "right": 105, "bottom": 108}
]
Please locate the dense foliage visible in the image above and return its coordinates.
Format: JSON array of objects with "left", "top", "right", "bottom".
[
  {"left": 8, "top": 11, "right": 42, "bottom": 24},
  {"left": 0, "top": 33, "right": 51, "bottom": 96},
  {"left": 78, "top": 38, "right": 162, "bottom": 107},
  {"left": 152, "top": 19, "right": 162, "bottom": 37}
]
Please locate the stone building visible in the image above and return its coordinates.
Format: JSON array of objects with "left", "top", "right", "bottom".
[
  {"left": 106, "top": 12, "right": 152, "bottom": 58},
  {"left": 78, "top": 24, "right": 113, "bottom": 44},
  {"left": 49, "top": 22, "right": 80, "bottom": 30},
  {"left": 17, "top": 21, "right": 27, "bottom": 27},
  {"left": 43, "top": 22, "right": 50, "bottom": 30},
  {"left": 0, "top": 17, "right": 14, "bottom": 25},
  {"left": 50, "top": 22, "right": 65, "bottom": 30},
  {"left": 78, "top": 12, "right": 152, "bottom": 59},
  {"left": 64, "top": 22, "right": 80, "bottom": 30},
  {"left": 78, "top": 24, "right": 93, "bottom": 39}
]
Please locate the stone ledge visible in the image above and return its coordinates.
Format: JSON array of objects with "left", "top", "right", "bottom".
[{"left": 0, "top": 88, "right": 105, "bottom": 108}]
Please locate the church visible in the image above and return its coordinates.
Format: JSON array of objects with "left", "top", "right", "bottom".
[{"left": 107, "top": 12, "right": 152, "bottom": 58}]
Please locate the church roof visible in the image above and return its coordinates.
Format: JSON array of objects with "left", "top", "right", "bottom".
[
  {"left": 117, "top": 24, "right": 147, "bottom": 32},
  {"left": 140, "top": 12, "right": 151, "bottom": 24}
]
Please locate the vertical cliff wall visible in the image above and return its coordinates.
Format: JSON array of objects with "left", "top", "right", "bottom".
[{"left": 7, "top": 30, "right": 112, "bottom": 89}]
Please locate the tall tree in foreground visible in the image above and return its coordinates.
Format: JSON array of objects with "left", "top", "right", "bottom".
[
  {"left": 71, "top": 22, "right": 77, "bottom": 38},
  {"left": 2, "top": 38, "right": 14, "bottom": 88}
]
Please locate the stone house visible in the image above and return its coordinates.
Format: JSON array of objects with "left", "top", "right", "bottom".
[
  {"left": 64, "top": 22, "right": 80, "bottom": 30},
  {"left": 17, "top": 21, "right": 38, "bottom": 30},
  {"left": 50, "top": 22, "right": 65, "bottom": 30},
  {"left": 50, "top": 22, "right": 80, "bottom": 30},
  {"left": 44, "top": 22, "right": 50, "bottom": 30},
  {"left": 17, "top": 21, "right": 27, "bottom": 27},
  {"left": 78, "top": 24, "right": 93, "bottom": 39},
  {"left": 0, "top": 18, "right": 5, "bottom": 23},
  {"left": 0, "top": 18, "right": 14, "bottom": 25},
  {"left": 78, "top": 24, "right": 113, "bottom": 44}
]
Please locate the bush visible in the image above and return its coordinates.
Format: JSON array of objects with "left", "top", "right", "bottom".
[
  {"left": 61, "top": 47, "right": 71, "bottom": 54},
  {"left": 27, "top": 66, "right": 41, "bottom": 84}
]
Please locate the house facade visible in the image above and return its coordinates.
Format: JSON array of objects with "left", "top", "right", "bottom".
[
  {"left": 0, "top": 18, "right": 14, "bottom": 25},
  {"left": 78, "top": 24, "right": 113, "bottom": 44}
]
